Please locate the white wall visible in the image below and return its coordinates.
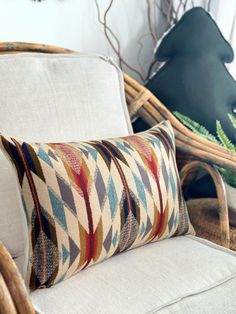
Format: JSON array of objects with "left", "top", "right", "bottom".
[
  {"left": 215, "top": 0, "right": 236, "bottom": 78},
  {"left": 0, "top": 0, "right": 157, "bottom": 82},
  {"left": 0, "top": 0, "right": 224, "bottom": 81}
]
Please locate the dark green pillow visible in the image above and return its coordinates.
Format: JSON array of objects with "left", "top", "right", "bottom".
[{"left": 146, "top": 7, "right": 236, "bottom": 143}]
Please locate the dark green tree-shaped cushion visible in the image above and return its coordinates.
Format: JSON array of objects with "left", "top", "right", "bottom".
[{"left": 146, "top": 7, "right": 236, "bottom": 143}]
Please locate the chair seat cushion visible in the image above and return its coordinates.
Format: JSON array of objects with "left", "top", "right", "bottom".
[{"left": 31, "top": 235, "right": 236, "bottom": 314}]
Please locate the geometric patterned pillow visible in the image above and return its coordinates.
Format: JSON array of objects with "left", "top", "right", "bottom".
[{"left": 0, "top": 120, "right": 194, "bottom": 291}]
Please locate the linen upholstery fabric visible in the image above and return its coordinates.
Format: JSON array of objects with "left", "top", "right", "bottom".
[
  {"left": 31, "top": 236, "right": 236, "bottom": 314},
  {"left": 0, "top": 53, "right": 132, "bottom": 275},
  {"left": 0, "top": 121, "right": 193, "bottom": 290}
]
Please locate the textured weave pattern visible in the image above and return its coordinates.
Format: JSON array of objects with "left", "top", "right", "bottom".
[{"left": 0, "top": 121, "right": 193, "bottom": 291}]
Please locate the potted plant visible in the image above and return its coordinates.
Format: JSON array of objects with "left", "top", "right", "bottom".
[{"left": 174, "top": 111, "right": 236, "bottom": 226}]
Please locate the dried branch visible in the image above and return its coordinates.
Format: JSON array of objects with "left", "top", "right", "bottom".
[
  {"left": 94, "top": 0, "right": 213, "bottom": 82},
  {"left": 147, "top": 0, "right": 158, "bottom": 43},
  {"left": 137, "top": 33, "right": 152, "bottom": 76},
  {"left": 207, "top": 0, "right": 212, "bottom": 12},
  {"left": 181, "top": 0, "right": 188, "bottom": 11},
  {"left": 95, "top": 0, "right": 145, "bottom": 81},
  {"left": 154, "top": 0, "right": 178, "bottom": 28},
  {"left": 94, "top": 0, "right": 121, "bottom": 67},
  {"left": 146, "top": 58, "right": 158, "bottom": 81}
]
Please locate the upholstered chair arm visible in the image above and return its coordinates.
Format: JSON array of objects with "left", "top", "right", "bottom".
[
  {"left": 179, "top": 161, "right": 230, "bottom": 249},
  {"left": 0, "top": 242, "right": 35, "bottom": 314}
]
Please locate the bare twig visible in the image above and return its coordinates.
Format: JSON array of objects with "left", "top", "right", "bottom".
[
  {"left": 182, "top": 0, "right": 188, "bottom": 11},
  {"left": 154, "top": 1, "right": 170, "bottom": 29},
  {"left": 95, "top": 0, "right": 145, "bottom": 81},
  {"left": 137, "top": 33, "right": 153, "bottom": 76},
  {"left": 176, "top": 0, "right": 183, "bottom": 18},
  {"left": 94, "top": 0, "right": 212, "bottom": 83},
  {"left": 146, "top": 58, "right": 158, "bottom": 81},
  {"left": 94, "top": 0, "right": 122, "bottom": 67},
  {"left": 207, "top": 0, "right": 212, "bottom": 12},
  {"left": 147, "top": 0, "right": 158, "bottom": 43},
  {"left": 155, "top": 0, "right": 179, "bottom": 28}
]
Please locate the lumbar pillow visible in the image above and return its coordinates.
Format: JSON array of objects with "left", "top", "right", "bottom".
[
  {"left": 0, "top": 120, "right": 193, "bottom": 291},
  {"left": 145, "top": 7, "right": 236, "bottom": 143}
]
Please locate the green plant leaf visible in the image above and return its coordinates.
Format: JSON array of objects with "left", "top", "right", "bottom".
[
  {"left": 173, "top": 111, "right": 220, "bottom": 144},
  {"left": 174, "top": 111, "right": 236, "bottom": 187},
  {"left": 216, "top": 120, "right": 236, "bottom": 151},
  {"left": 218, "top": 167, "right": 236, "bottom": 188},
  {"left": 228, "top": 113, "right": 236, "bottom": 130}
]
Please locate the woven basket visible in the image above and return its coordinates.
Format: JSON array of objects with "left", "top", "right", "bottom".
[{"left": 187, "top": 198, "right": 236, "bottom": 250}]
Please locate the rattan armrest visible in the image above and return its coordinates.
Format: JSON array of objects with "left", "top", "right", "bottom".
[
  {"left": 0, "top": 242, "right": 35, "bottom": 314},
  {"left": 179, "top": 161, "right": 230, "bottom": 248},
  {"left": 0, "top": 274, "right": 17, "bottom": 314},
  {"left": 124, "top": 73, "right": 236, "bottom": 174}
]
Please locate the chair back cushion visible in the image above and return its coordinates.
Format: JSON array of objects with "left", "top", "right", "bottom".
[{"left": 0, "top": 53, "right": 132, "bottom": 275}]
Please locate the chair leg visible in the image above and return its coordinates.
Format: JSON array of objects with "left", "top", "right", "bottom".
[{"left": 180, "top": 161, "right": 230, "bottom": 249}]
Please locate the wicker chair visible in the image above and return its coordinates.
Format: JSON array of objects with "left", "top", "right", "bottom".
[{"left": 0, "top": 42, "right": 236, "bottom": 313}]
